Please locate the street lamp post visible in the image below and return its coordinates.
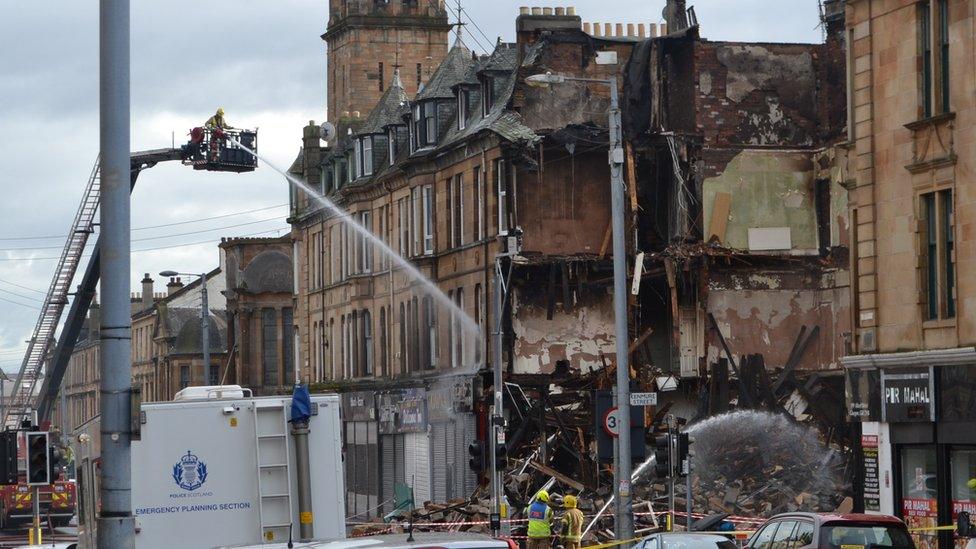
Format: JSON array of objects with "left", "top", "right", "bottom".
[
  {"left": 526, "top": 72, "right": 633, "bottom": 543},
  {"left": 160, "top": 271, "right": 211, "bottom": 385}
]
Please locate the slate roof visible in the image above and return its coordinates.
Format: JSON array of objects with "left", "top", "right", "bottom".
[
  {"left": 484, "top": 43, "right": 518, "bottom": 72},
  {"left": 415, "top": 41, "right": 475, "bottom": 101},
  {"left": 358, "top": 72, "right": 409, "bottom": 135}
]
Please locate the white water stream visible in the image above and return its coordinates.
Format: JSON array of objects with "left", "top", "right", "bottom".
[{"left": 227, "top": 137, "right": 484, "bottom": 369}]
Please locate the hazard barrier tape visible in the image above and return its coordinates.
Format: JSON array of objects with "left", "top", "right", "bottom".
[{"left": 908, "top": 525, "right": 959, "bottom": 533}]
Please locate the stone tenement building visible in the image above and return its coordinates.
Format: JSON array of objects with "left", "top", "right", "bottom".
[
  {"left": 290, "top": 1, "right": 852, "bottom": 519},
  {"left": 59, "top": 237, "right": 297, "bottom": 434},
  {"left": 839, "top": 0, "right": 976, "bottom": 544}
]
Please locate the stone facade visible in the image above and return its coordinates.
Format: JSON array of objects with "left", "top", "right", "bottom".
[
  {"left": 324, "top": 0, "right": 451, "bottom": 126},
  {"left": 844, "top": 0, "right": 975, "bottom": 353},
  {"left": 220, "top": 236, "right": 297, "bottom": 395}
]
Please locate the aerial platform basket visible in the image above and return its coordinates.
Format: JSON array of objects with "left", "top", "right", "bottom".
[{"left": 182, "top": 127, "right": 258, "bottom": 173}]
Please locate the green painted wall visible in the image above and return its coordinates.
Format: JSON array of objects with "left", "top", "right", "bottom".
[{"left": 703, "top": 150, "right": 818, "bottom": 252}]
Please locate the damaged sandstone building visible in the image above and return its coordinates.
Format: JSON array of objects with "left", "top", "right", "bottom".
[{"left": 288, "top": 0, "right": 853, "bottom": 521}]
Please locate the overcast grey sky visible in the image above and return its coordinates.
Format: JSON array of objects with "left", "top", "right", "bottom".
[{"left": 0, "top": 0, "right": 823, "bottom": 372}]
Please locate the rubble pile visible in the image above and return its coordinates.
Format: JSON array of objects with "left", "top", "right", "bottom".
[
  {"left": 684, "top": 410, "right": 850, "bottom": 517},
  {"left": 365, "top": 359, "right": 853, "bottom": 539}
]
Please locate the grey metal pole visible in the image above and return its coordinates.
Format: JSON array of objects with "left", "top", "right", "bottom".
[
  {"left": 201, "top": 273, "right": 210, "bottom": 385},
  {"left": 98, "top": 0, "right": 134, "bottom": 547},
  {"left": 490, "top": 255, "right": 504, "bottom": 536},
  {"left": 292, "top": 421, "right": 314, "bottom": 540},
  {"left": 608, "top": 76, "right": 634, "bottom": 544},
  {"left": 685, "top": 452, "right": 692, "bottom": 529}
]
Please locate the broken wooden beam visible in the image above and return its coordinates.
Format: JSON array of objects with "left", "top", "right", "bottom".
[{"left": 527, "top": 461, "right": 586, "bottom": 492}]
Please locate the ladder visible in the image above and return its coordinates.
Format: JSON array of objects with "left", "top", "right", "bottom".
[
  {"left": 3, "top": 156, "right": 101, "bottom": 429},
  {"left": 253, "top": 403, "right": 294, "bottom": 543}
]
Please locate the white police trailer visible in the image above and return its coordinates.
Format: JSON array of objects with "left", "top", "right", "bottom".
[{"left": 75, "top": 385, "right": 345, "bottom": 549}]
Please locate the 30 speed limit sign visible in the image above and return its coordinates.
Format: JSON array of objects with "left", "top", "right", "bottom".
[{"left": 602, "top": 407, "right": 621, "bottom": 438}]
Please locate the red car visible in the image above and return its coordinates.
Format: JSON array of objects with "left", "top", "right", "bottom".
[{"left": 745, "top": 513, "right": 914, "bottom": 549}]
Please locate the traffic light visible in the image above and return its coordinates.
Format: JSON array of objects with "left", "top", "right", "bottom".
[
  {"left": 653, "top": 434, "right": 672, "bottom": 479},
  {"left": 0, "top": 431, "right": 17, "bottom": 485},
  {"left": 468, "top": 440, "right": 486, "bottom": 472},
  {"left": 26, "top": 431, "right": 50, "bottom": 486},
  {"left": 676, "top": 432, "right": 695, "bottom": 477},
  {"left": 959, "top": 511, "right": 975, "bottom": 538},
  {"left": 495, "top": 443, "right": 508, "bottom": 470}
]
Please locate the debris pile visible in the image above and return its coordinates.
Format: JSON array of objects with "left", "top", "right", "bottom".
[{"left": 685, "top": 410, "right": 850, "bottom": 517}]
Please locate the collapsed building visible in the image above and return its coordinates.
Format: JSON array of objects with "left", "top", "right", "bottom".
[{"left": 289, "top": 0, "right": 853, "bottom": 525}]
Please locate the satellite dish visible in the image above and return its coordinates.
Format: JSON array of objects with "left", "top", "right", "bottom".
[{"left": 319, "top": 121, "right": 337, "bottom": 142}]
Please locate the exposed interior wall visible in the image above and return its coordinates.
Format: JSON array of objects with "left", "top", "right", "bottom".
[
  {"left": 511, "top": 283, "right": 615, "bottom": 374},
  {"left": 516, "top": 148, "right": 612, "bottom": 256},
  {"left": 702, "top": 149, "right": 818, "bottom": 253},
  {"left": 706, "top": 268, "right": 851, "bottom": 371}
]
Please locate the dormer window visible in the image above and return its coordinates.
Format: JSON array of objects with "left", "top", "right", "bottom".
[
  {"left": 358, "top": 136, "right": 374, "bottom": 177},
  {"left": 482, "top": 76, "right": 495, "bottom": 116},
  {"left": 412, "top": 102, "right": 438, "bottom": 149},
  {"left": 458, "top": 89, "right": 469, "bottom": 130},
  {"left": 388, "top": 128, "right": 397, "bottom": 164}
]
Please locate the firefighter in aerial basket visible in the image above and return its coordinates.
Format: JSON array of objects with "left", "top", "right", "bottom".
[
  {"left": 204, "top": 107, "right": 232, "bottom": 162},
  {"left": 526, "top": 490, "right": 555, "bottom": 549}
]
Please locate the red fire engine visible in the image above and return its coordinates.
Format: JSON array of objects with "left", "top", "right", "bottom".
[{"left": 0, "top": 432, "right": 75, "bottom": 529}]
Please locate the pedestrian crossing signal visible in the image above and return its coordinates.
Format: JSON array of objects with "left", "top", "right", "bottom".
[
  {"left": 26, "top": 432, "right": 50, "bottom": 486},
  {"left": 468, "top": 440, "right": 486, "bottom": 472},
  {"left": 0, "top": 431, "right": 17, "bottom": 485}
]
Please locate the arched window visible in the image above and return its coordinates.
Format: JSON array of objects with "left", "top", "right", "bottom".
[
  {"left": 363, "top": 310, "right": 373, "bottom": 376},
  {"left": 379, "top": 307, "right": 388, "bottom": 377},
  {"left": 399, "top": 303, "right": 406, "bottom": 375}
]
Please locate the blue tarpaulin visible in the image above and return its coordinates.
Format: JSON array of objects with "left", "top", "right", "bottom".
[{"left": 289, "top": 384, "right": 312, "bottom": 423}]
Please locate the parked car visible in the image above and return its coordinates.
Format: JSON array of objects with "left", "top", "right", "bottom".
[
  {"left": 218, "top": 532, "right": 519, "bottom": 549},
  {"left": 745, "top": 513, "right": 913, "bottom": 549},
  {"left": 633, "top": 533, "right": 738, "bottom": 549}
]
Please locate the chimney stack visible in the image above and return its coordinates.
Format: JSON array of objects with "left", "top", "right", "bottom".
[
  {"left": 141, "top": 273, "right": 154, "bottom": 309},
  {"left": 167, "top": 276, "right": 184, "bottom": 296}
]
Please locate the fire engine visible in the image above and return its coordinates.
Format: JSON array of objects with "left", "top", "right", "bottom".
[{"left": 0, "top": 431, "right": 75, "bottom": 530}]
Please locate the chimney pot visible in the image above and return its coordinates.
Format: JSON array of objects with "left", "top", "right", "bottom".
[
  {"left": 650, "top": 23, "right": 658, "bottom": 37},
  {"left": 566, "top": 7, "right": 576, "bottom": 15},
  {"left": 592, "top": 22, "right": 602, "bottom": 36},
  {"left": 554, "top": 7, "right": 565, "bottom": 15},
  {"left": 604, "top": 23, "right": 612, "bottom": 36},
  {"left": 638, "top": 23, "right": 646, "bottom": 37},
  {"left": 531, "top": 7, "right": 542, "bottom": 15},
  {"left": 615, "top": 23, "right": 623, "bottom": 36},
  {"left": 627, "top": 23, "right": 635, "bottom": 36},
  {"left": 519, "top": 6, "right": 530, "bottom": 15},
  {"left": 660, "top": 22, "right": 668, "bottom": 35},
  {"left": 542, "top": 7, "right": 553, "bottom": 15},
  {"left": 582, "top": 22, "right": 591, "bottom": 33}
]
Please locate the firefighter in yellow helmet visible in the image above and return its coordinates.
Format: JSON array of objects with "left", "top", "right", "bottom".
[
  {"left": 526, "top": 490, "right": 554, "bottom": 549},
  {"left": 561, "top": 495, "right": 584, "bottom": 549},
  {"left": 204, "top": 108, "right": 232, "bottom": 161},
  {"left": 205, "top": 107, "right": 230, "bottom": 132}
]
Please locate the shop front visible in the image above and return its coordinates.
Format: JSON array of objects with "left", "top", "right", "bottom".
[
  {"left": 427, "top": 375, "right": 479, "bottom": 504},
  {"left": 378, "top": 387, "right": 429, "bottom": 514},
  {"left": 342, "top": 391, "right": 380, "bottom": 520},
  {"left": 844, "top": 349, "right": 976, "bottom": 549}
]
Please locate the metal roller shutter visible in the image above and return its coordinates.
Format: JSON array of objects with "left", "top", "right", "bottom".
[
  {"left": 381, "top": 434, "right": 396, "bottom": 516},
  {"left": 431, "top": 423, "right": 448, "bottom": 502}
]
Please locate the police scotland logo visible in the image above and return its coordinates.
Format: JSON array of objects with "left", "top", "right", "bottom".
[{"left": 172, "top": 450, "right": 208, "bottom": 491}]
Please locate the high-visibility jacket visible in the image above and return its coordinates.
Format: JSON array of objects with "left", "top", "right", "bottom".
[
  {"left": 526, "top": 501, "right": 553, "bottom": 538},
  {"left": 563, "top": 508, "right": 584, "bottom": 542},
  {"left": 205, "top": 114, "right": 229, "bottom": 130}
]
